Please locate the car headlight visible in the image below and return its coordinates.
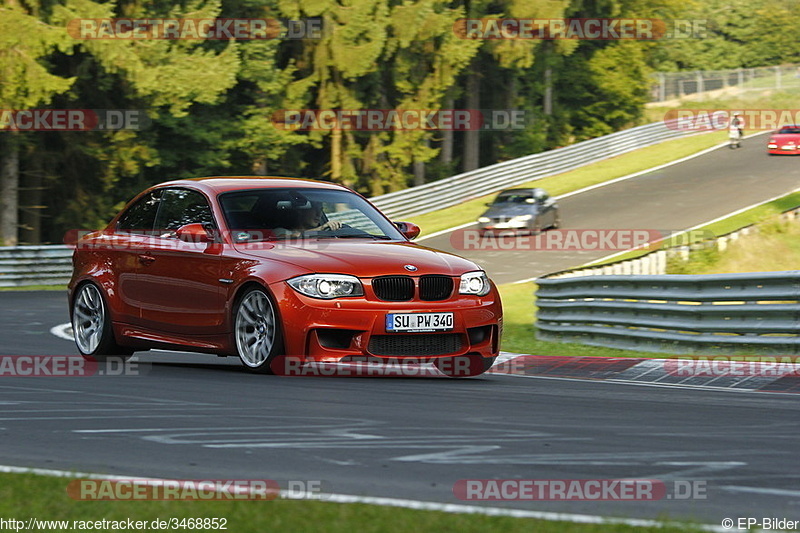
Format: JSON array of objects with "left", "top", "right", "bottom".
[
  {"left": 459, "top": 271, "right": 491, "bottom": 296},
  {"left": 510, "top": 214, "right": 533, "bottom": 222},
  {"left": 287, "top": 274, "right": 364, "bottom": 299},
  {"left": 477, "top": 217, "right": 490, "bottom": 223}
]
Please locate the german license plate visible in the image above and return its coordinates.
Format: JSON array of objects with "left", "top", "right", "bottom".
[{"left": 386, "top": 312, "right": 454, "bottom": 332}]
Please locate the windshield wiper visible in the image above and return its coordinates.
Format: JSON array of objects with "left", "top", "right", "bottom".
[{"left": 314, "top": 233, "right": 394, "bottom": 240}]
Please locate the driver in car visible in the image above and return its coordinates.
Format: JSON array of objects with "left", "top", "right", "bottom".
[{"left": 274, "top": 202, "right": 343, "bottom": 238}]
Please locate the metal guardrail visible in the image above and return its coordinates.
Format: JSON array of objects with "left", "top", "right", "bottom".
[
  {"left": 535, "top": 272, "right": 800, "bottom": 354},
  {"left": 0, "top": 245, "right": 73, "bottom": 287},
  {"left": 371, "top": 121, "right": 695, "bottom": 220}
]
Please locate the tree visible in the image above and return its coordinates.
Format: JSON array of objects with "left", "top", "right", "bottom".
[
  {"left": 0, "top": 2, "right": 76, "bottom": 245},
  {"left": 5, "top": 0, "right": 241, "bottom": 241}
]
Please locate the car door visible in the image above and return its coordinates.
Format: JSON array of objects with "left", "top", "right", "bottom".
[
  {"left": 134, "top": 188, "right": 226, "bottom": 336},
  {"left": 110, "top": 189, "right": 164, "bottom": 326}
]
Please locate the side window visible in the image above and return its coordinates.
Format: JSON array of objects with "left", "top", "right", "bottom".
[
  {"left": 117, "top": 190, "right": 163, "bottom": 234},
  {"left": 154, "top": 189, "right": 216, "bottom": 233}
]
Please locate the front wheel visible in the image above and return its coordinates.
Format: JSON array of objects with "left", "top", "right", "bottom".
[
  {"left": 71, "top": 282, "right": 132, "bottom": 362},
  {"left": 234, "top": 287, "right": 283, "bottom": 374}
]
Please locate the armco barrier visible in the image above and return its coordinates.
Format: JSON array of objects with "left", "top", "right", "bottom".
[
  {"left": 371, "top": 121, "right": 695, "bottom": 219},
  {"left": 535, "top": 272, "right": 800, "bottom": 355},
  {"left": 0, "top": 245, "right": 73, "bottom": 287}
]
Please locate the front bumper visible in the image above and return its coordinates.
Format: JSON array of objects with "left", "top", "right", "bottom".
[
  {"left": 768, "top": 146, "right": 800, "bottom": 154},
  {"left": 269, "top": 280, "right": 502, "bottom": 363},
  {"left": 478, "top": 220, "right": 530, "bottom": 232}
]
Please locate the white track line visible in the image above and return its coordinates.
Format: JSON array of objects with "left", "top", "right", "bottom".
[
  {"left": 49, "top": 323, "right": 73, "bottom": 341},
  {"left": 0, "top": 464, "right": 728, "bottom": 531}
]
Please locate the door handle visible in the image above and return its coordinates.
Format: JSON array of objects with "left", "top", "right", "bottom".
[{"left": 138, "top": 254, "right": 156, "bottom": 265}]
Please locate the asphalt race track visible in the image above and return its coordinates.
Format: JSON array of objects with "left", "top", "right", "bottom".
[
  {"left": 3, "top": 295, "right": 800, "bottom": 525},
  {"left": 2, "top": 141, "right": 800, "bottom": 528},
  {"left": 422, "top": 137, "right": 800, "bottom": 284}
]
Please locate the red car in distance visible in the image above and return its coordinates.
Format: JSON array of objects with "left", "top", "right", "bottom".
[
  {"left": 767, "top": 125, "right": 800, "bottom": 155},
  {"left": 68, "top": 177, "right": 502, "bottom": 376}
]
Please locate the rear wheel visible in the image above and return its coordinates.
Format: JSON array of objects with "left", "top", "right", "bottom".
[
  {"left": 234, "top": 287, "right": 283, "bottom": 374},
  {"left": 71, "top": 282, "right": 132, "bottom": 362}
]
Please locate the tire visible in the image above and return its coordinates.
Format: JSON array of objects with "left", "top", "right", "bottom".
[
  {"left": 551, "top": 211, "right": 561, "bottom": 230},
  {"left": 71, "top": 282, "right": 132, "bottom": 362},
  {"left": 529, "top": 218, "right": 542, "bottom": 235},
  {"left": 234, "top": 286, "right": 284, "bottom": 374}
]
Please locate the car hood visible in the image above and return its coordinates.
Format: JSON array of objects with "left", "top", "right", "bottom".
[
  {"left": 771, "top": 133, "right": 800, "bottom": 141},
  {"left": 480, "top": 204, "right": 538, "bottom": 218},
  {"left": 234, "top": 240, "right": 482, "bottom": 279}
]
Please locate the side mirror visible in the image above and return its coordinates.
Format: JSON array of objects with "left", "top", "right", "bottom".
[
  {"left": 394, "top": 221, "right": 421, "bottom": 240},
  {"left": 175, "top": 223, "right": 212, "bottom": 243}
]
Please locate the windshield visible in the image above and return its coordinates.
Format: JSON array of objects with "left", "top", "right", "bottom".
[
  {"left": 219, "top": 188, "right": 405, "bottom": 242},
  {"left": 492, "top": 192, "right": 535, "bottom": 205},
  {"left": 778, "top": 126, "right": 800, "bottom": 134}
]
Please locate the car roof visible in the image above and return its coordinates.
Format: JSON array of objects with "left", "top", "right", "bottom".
[
  {"left": 155, "top": 176, "right": 349, "bottom": 195},
  {"left": 498, "top": 187, "right": 546, "bottom": 194}
]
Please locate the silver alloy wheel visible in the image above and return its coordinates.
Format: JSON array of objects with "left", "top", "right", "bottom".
[
  {"left": 72, "top": 283, "right": 105, "bottom": 354},
  {"left": 235, "top": 289, "right": 277, "bottom": 368}
]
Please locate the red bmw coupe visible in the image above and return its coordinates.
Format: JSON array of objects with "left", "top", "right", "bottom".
[
  {"left": 68, "top": 177, "right": 502, "bottom": 376},
  {"left": 767, "top": 125, "right": 800, "bottom": 155}
]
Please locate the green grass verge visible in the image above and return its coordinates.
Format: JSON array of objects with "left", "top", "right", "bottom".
[
  {"left": 0, "top": 472, "right": 707, "bottom": 533},
  {"left": 408, "top": 131, "right": 727, "bottom": 237},
  {"left": 668, "top": 214, "right": 800, "bottom": 275}
]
